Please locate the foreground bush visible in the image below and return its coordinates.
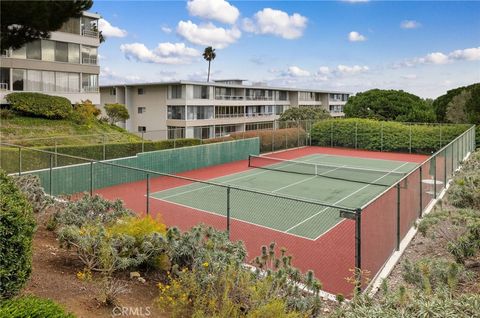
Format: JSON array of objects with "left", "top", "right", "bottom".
[
  {"left": 311, "top": 118, "right": 470, "bottom": 154},
  {"left": 6, "top": 92, "right": 72, "bottom": 119},
  {"left": 0, "top": 170, "right": 36, "bottom": 299},
  {"left": 0, "top": 295, "right": 75, "bottom": 318}
]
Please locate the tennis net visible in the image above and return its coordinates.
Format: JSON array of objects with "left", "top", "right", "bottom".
[{"left": 248, "top": 155, "right": 407, "bottom": 187}]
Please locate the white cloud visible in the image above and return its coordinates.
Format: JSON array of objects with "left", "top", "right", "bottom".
[
  {"left": 336, "top": 64, "right": 369, "bottom": 74},
  {"left": 400, "top": 20, "right": 421, "bottom": 29},
  {"left": 449, "top": 47, "right": 480, "bottom": 61},
  {"left": 98, "top": 18, "right": 127, "bottom": 38},
  {"left": 286, "top": 66, "right": 310, "bottom": 77},
  {"left": 120, "top": 42, "right": 200, "bottom": 64},
  {"left": 242, "top": 8, "right": 307, "bottom": 40},
  {"left": 187, "top": 0, "right": 239, "bottom": 24},
  {"left": 394, "top": 47, "right": 480, "bottom": 68},
  {"left": 161, "top": 26, "right": 172, "bottom": 34},
  {"left": 421, "top": 52, "right": 449, "bottom": 64},
  {"left": 348, "top": 31, "right": 366, "bottom": 42},
  {"left": 317, "top": 66, "right": 330, "bottom": 75},
  {"left": 177, "top": 20, "right": 241, "bottom": 49},
  {"left": 100, "top": 67, "right": 140, "bottom": 84},
  {"left": 402, "top": 74, "right": 417, "bottom": 80}
]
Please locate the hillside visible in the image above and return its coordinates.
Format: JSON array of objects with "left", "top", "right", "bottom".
[{"left": 0, "top": 115, "right": 141, "bottom": 146}]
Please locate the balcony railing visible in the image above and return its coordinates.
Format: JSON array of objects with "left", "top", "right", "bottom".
[
  {"left": 245, "top": 96, "right": 273, "bottom": 101},
  {"left": 215, "top": 95, "right": 244, "bottom": 100},
  {"left": 245, "top": 112, "right": 275, "bottom": 117},
  {"left": 82, "top": 57, "right": 97, "bottom": 65},
  {"left": 82, "top": 29, "right": 99, "bottom": 38},
  {"left": 215, "top": 113, "right": 245, "bottom": 119},
  {"left": 0, "top": 83, "right": 9, "bottom": 91},
  {"left": 82, "top": 86, "right": 99, "bottom": 93}
]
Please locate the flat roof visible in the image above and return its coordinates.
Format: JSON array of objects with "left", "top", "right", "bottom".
[
  {"left": 83, "top": 11, "right": 101, "bottom": 19},
  {"left": 100, "top": 80, "right": 351, "bottom": 94}
]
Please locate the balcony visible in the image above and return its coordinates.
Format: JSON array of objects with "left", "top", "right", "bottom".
[
  {"left": 245, "top": 96, "right": 273, "bottom": 101},
  {"left": 82, "top": 86, "right": 99, "bottom": 93},
  {"left": 245, "top": 112, "right": 275, "bottom": 117},
  {"left": 215, "top": 113, "right": 245, "bottom": 119},
  {"left": 82, "top": 57, "right": 97, "bottom": 65},
  {"left": 0, "top": 83, "right": 9, "bottom": 91},
  {"left": 82, "top": 29, "right": 99, "bottom": 38},
  {"left": 215, "top": 94, "right": 244, "bottom": 100}
]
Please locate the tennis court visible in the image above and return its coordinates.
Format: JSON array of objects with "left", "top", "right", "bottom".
[{"left": 150, "top": 153, "right": 418, "bottom": 240}]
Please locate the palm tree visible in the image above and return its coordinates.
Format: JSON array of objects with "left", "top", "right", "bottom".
[{"left": 203, "top": 46, "right": 216, "bottom": 82}]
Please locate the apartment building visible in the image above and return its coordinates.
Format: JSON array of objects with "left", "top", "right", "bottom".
[
  {"left": 0, "top": 12, "right": 101, "bottom": 104},
  {"left": 100, "top": 79, "right": 349, "bottom": 139}
]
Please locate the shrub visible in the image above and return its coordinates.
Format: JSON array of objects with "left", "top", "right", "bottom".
[
  {"left": 0, "top": 295, "right": 75, "bottom": 318},
  {"left": 50, "top": 194, "right": 133, "bottom": 229},
  {"left": 228, "top": 128, "right": 307, "bottom": 153},
  {"left": 70, "top": 100, "right": 101, "bottom": 125},
  {"left": 0, "top": 170, "right": 36, "bottom": 299},
  {"left": 13, "top": 174, "right": 54, "bottom": 214},
  {"left": 311, "top": 118, "right": 469, "bottom": 154},
  {"left": 6, "top": 92, "right": 73, "bottom": 119},
  {"left": 0, "top": 108, "right": 14, "bottom": 119}
]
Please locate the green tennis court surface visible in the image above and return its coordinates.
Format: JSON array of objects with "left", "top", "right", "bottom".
[{"left": 150, "top": 154, "right": 418, "bottom": 240}]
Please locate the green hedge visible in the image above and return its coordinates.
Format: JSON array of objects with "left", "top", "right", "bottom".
[
  {"left": 0, "top": 138, "right": 201, "bottom": 174},
  {"left": 0, "top": 171, "right": 35, "bottom": 299},
  {"left": 0, "top": 296, "right": 75, "bottom": 318},
  {"left": 311, "top": 119, "right": 471, "bottom": 154},
  {"left": 6, "top": 93, "right": 73, "bottom": 119}
]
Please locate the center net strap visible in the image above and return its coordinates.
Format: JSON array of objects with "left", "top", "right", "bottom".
[{"left": 248, "top": 155, "right": 407, "bottom": 187}]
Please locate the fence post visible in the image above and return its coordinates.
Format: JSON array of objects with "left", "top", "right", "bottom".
[
  {"left": 355, "top": 121, "right": 358, "bottom": 149},
  {"left": 381, "top": 122, "right": 384, "bottom": 152},
  {"left": 419, "top": 166, "right": 423, "bottom": 218},
  {"left": 451, "top": 143, "right": 454, "bottom": 173},
  {"left": 146, "top": 174, "right": 150, "bottom": 215},
  {"left": 409, "top": 124, "right": 412, "bottom": 154},
  {"left": 90, "top": 162, "right": 94, "bottom": 196},
  {"left": 330, "top": 121, "right": 334, "bottom": 147},
  {"left": 396, "top": 183, "right": 400, "bottom": 251},
  {"left": 226, "top": 186, "right": 231, "bottom": 238},
  {"left": 355, "top": 208, "right": 362, "bottom": 294},
  {"left": 297, "top": 123, "right": 300, "bottom": 148},
  {"left": 443, "top": 149, "right": 447, "bottom": 186},
  {"left": 54, "top": 138, "right": 58, "bottom": 167},
  {"left": 439, "top": 124, "right": 442, "bottom": 149},
  {"left": 285, "top": 129, "right": 288, "bottom": 150},
  {"left": 141, "top": 132, "right": 145, "bottom": 153},
  {"left": 18, "top": 147, "right": 22, "bottom": 176},
  {"left": 433, "top": 157, "right": 437, "bottom": 199},
  {"left": 272, "top": 129, "right": 275, "bottom": 152},
  {"left": 49, "top": 154, "right": 53, "bottom": 196},
  {"left": 102, "top": 134, "right": 106, "bottom": 160}
]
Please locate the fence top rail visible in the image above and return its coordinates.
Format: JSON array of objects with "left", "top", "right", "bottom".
[
  {"left": 0, "top": 142, "right": 357, "bottom": 212},
  {"left": 359, "top": 124, "right": 475, "bottom": 211}
]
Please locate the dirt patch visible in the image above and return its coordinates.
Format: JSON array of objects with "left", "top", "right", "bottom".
[{"left": 23, "top": 221, "right": 168, "bottom": 318}]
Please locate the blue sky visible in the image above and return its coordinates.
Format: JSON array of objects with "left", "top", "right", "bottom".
[{"left": 93, "top": 0, "right": 480, "bottom": 98}]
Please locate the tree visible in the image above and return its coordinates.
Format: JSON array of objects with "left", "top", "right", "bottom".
[
  {"left": 344, "top": 89, "right": 435, "bottom": 122},
  {"left": 203, "top": 46, "right": 216, "bottom": 82},
  {"left": 1, "top": 1, "right": 93, "bottom": 50},
  {"left": 279, "top": 107, "right": 331, "bottom": 121},
  {"left": 445, "top": 90, "right": 470, "bottom": 124},
  {"left": 104, "top": 103, "right": 129, "bottom": 125},
  {"left": 433, "top": 83, "right": 480, "bottom": 124}
]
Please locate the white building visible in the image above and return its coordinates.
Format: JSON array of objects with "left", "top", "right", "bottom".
[
  {"left": 0, "top": 11, "right": 101, "bottom": 104},
  {"left": 100, "top": 79, "right": 349, "bottom": 139}
]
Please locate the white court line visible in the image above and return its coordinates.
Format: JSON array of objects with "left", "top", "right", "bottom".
[
  {"left": 152, "top": 154, "right": 328, "bottom": 200},
  {"left": 272, "top": 165, "right": 347, "bottom": 193},
  {"left": 285, "top": 161, "right": 411, "bottom": 234}
]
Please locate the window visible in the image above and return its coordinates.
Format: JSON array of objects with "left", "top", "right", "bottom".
[
  {"left": 137, "top": 88, "right": 144, "bottom": 95},
  {"left": 193, "top": 126, "right": 211, "bottom": 139},
  {"left": 138, "top": 126, "right": 146, "bottom": 132},
  {"left": 138, "top": 107, "right": 146, "bottom": 114},
  {"left": 81, "top": 45, "right": 96, "bottom": 64},
  {"left": 170, "top": 85, "right": 182, "bottom": 99},
  {"left": 59, "top": 17, "right": 80, "bottom": 34},
  {"left": 0, "top": 68, "right": 10, "bottom": 90},
  {"left": 68, "top": 73, "right": 80, "bottom": 92},
  {"left": 215, "top": 106, "right": 244, "bottom": 118},
  {"left": 110, "top": 88, "right": 116, "bottom": 96},
  {"left": 246, "top": 122, "right": 274, "bottom": 131},
  {"left": 11, "top": 46, "right": 26, "bottom": 59},
  {"left": 26, "top": 70, "right": 42, "bottom": 91},
  {"left": 329, "top": 105, "right": 343, "bottom": 113},
  {"left": 68, "top": 43, "right": 80, "bottom": 63},
  {"left": 42, "top": 71, "right": 55, "bottom": 91},
  {"left": 167, "top": 106, "right": 185, "bottom": 119},
  {"left": 168, "top": 126, "right": 185, "bottom": 139},
  {"left": 55, "top": 42, "right": 68, "bottom": 62},
  {"left": 55, "top": 72, "right": 69, "bottom": 92},
  {"left": 193, "top": 85, "right": 209, "bottom": 99},
  {"left": 12, "top": 69, "right": 26, "bottom": 91},
  {"left": 278, "top": 91, "right": 288, "bottom": 101},
  {"left": 275, "top": 105, "right": 284, "bottom": 115},
  {"left": 299, "top": 92, "right": 315, "bottom": 101},
  {"left": 26, "top": 40, "right": 41, "bottom": 60},
  {"left": 187, "top": 106, "right": 213, "bottom": 120},
  {"left": 82, "top": 73, "right": 98, "bottom": 92},
  {"left": 81, "top": 16, "right": 98, "bottom": 37},
  {"left": 41, "top": 40, "right": 55, "bottom": 61}
]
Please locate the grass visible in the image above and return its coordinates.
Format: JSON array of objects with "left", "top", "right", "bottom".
[{"left": 0, "top": 116, "right": 141, "bottom": 146}]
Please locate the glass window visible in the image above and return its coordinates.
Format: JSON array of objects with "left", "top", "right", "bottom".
[
  {"left": 193, "top": 126, "right": 210, "bottom": 139},
  {"left": 26, "top": 70, "right": 42, "bottom": 91},
  {"left": 12, "top": 69, "right": 26, "bottom": 91},
  {"left": 26, "top": 40, "right": 41, "bottom": 60},
  {"left": 138, "top": 126, "right": 146, "bottom": 132},
  {"left": 167, "top": 126, "right": 185, "bottom": 139},
  {"left": 82, "top": 73, "right": 98, "bottom": 92},
  {"left": 11, "top": 46, "right": 26, "bottom": 59},
  {"left": 0, "top": 68, "right": 10, "bottom": 90},
  {"left": 137, "top": 88, "right": 144, "bottom": 95},
  {"left": 187, "top": 106, "right": 213, "bottom": 120},
  {"left": 193, "top": 85, "right": 209, "bottom": 99},
  {"left": 55, "top": 42, "right": 68, "bottom": 62},
  {"left": 42, "top": 71, "right": 55, "bottom": 91},
  {"left": 170, "top": 85, "right": 182, "bottom": 99},
  {"left": 138, "top": 107, "right": 146, "bottom": 114},
  {"left": 110, "top": 88, "right": 116, "bottom": 95},
  {"left": 81, "top": 45, "right": 97, "bottom": 64},
  {"left": 68, "top": 43, "right": 80, "bottom": 63},
  {"left": 55, "top": 72, "right": 69, "bottom": 92},
  {"left": 68, "top": 73, "right": 79, "bottom": 92},
  {"left": 167, "top": 106, "right": 185, "bottom": 119},
  {"left": 41, "top": 40, "right": 55, "bottom": 61},
  {"left": 59, "top": 17, "right": 80, "bottom": 34}
]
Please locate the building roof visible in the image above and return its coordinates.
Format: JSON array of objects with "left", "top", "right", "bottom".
[{"left": 100, "top": 80, "right": 351, "bottom": 94}]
